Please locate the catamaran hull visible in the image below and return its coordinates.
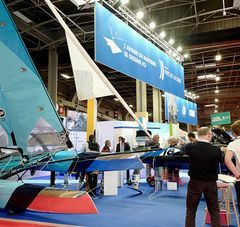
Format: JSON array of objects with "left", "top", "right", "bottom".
[
  {"left": 69, "top": 153, "right": 144, "bottom": 173},
  {"left": 40, "top": 150, "right": 76, "bottom": 173},
  {"left": 28, "top": 188, "right": 97, "bottom": 214},
  {"left": 0, "top": 180, "right": 97, "bottom": 214},
  {"left": 41, "top": 151, "right": 144, "bottom": 173}
]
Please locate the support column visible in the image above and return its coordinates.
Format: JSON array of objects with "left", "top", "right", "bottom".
[
  {"left": 136, "top": 80, "right": 148, "bottom": 130},
  {"left": 87, "top": 98, "right": 97, "bottom": 139},
  {"left": 152, "top": 87, "right": 162, "bottom": 122},
  {"left": 47, "top": 47, "right": 58, "bottom": 187},
  {"left": 136, "top": 80, "right": 147, "bottom": 112},
  {"left": 159, "top": 90, "right": 162, "bottom": 122},
  {"left": 48, "top": 47, "right": 58, "bottom": 105},
  {"left": 187, "top": 124, "right": 192, "bottom": 132}
]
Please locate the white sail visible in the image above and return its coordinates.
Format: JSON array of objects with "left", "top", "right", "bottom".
[
  {"left": 44, "top": 0, "right": 151, "bottom": 138},
  {"left": 66, "top": 34, "right": 113, "bottom": 100}
]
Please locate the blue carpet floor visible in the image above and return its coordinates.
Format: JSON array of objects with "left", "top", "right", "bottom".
[{"left": 0, "top": 175, "right": 239, "bottom": 227}]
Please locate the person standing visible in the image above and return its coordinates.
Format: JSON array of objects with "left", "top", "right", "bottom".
[
  {"left": 187, "top": 132, "right": 197, "bottom": 143},
  {"left": 145, "top": 134, "right": 160, "bottom": 149},
  {"left": 184, "top": 127, "right": 222, "bottom": 227},
  {"left": 116, "top": 136, "right": 130, "bottom": 152},
  {"left": 116, "top": 136, "right": 131, "bottom": 181},
  {"left": 145, "top": 134, "right": 160, "bottom": 178},
  {"left": 164, "top": 136, "right": 180, "bottom": 182},
  {"left": 85, "top": 134, "right": 100, "bottom": 196},
  {"left": 101, "top": 140, "right": 111, "bottom": 153},
  {"left": 225, "top": 120, "right": 240, "bottom": 215}
]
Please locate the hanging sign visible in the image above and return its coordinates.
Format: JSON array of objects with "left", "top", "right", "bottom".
[
  {"left": 95, "top": 2, "right": 185, "bottom": 98},
  {"left": 165, "top": 93, "right": 197, "bottom": 125}
]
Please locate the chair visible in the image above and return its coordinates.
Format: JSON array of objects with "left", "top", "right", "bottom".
[{"left": 203, "top": 181, "right": 239, "bottom": 227}]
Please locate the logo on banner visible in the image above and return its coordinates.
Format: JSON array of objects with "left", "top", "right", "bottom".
[
  {"left": 159, "top": 60, "right": 182, "bottom": 84},
  {"left": 181, "top": 105, "right": 187, "bottom": 117},
  {"left": 159, "top": 60, "right": 165, "bottom": 80},
  {"left": 0, "top": 108, "right": 6, "bottom": 118},
  {"left": 103, "top": 37, "right": 122, "bottom": 54},
  {"left": 189, "top": 109, "right": 195, "bottom": 118}
]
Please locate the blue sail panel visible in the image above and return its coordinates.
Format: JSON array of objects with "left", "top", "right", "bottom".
[
  {"left": 0, "top": 86, "right": 13, "bottom": 146},
  {"left": 0, "top": 0, "right": 36, "bottom": 74},
  {"left": 0, "top": 1, "right": 69, "bottom": 154}
]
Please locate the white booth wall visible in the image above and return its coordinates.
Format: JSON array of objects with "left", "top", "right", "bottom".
[{"left": 96, "top": 121, "right": 172, "bottom": 152}]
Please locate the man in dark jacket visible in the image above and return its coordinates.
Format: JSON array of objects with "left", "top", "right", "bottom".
[
  {"left": 116, "top": 137, "right": 130, "bottom": 152},
  {"left": 116, "top": 136, "right": 131, "bottom": 180},
  {"left": 184, "top": 127, "right": 222, "bottom": 227}
]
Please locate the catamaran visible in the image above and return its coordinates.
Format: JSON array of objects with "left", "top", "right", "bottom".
[{"left": 0, "top": 0, "right": 147, "bottom": 214}]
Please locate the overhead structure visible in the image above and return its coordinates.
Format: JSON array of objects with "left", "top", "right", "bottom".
[{"left": 106, "top": 0, "right": 184, "bottom": 63}]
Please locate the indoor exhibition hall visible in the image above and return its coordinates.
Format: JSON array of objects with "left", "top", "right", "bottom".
[{"left": 0, "top": 0, "right": 240, "bottom": 226}]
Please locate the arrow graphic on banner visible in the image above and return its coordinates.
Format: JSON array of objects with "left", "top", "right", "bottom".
[{"left": 103, "top": 37, "right": 122, "bottom": 54}]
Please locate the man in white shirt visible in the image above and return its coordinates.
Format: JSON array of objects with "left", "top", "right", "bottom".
[{"left": 225, "top": 120, "right": 240, "bottom": 215}]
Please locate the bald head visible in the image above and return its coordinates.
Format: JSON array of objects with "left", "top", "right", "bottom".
[{"left": 197, "top": 127, "right": 212, "bottom": 142}]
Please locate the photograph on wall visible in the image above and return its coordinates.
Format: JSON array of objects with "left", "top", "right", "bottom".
[
  {"left": 66, "top": 110, "right": 87, "bottom": 151},
  {"left": 66, "top": 110, "right": 87, "bottom": 131},
  {"left": 167, "top": 93, "right": 177, "bottom": 124}
]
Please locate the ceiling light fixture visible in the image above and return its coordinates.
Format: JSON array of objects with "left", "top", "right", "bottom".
[
  {"left": 13, "top": 11, "right": 33, "bottom": 23},
  {"left": 215, "top": 76, "right": 220, "bottom": 81},
  {"left": 204, "top": 104, "right": 216, "bottom": 107},
  {"left": 176, "top": 56, "right": 181, "bottom": 61},
  {"left": 70, "top": 0, "right": 99, "bottom": 7},
  {"left": 149, "top": 22, "right": 156, "bottom": 29},
  {"left": 185, "top": 90, "right": 199, "bottom": 100},
  {"left": 195, "top": 63, "right": 216, "bottom": 69},
  {"left": 159, "top": 31, "right": 166, "bottom": 38},
  {"left": 120, "top": 0, "right": 129, "bottom": 4},
  {"left": 129, "top": 104, "right": 133, "bottom": 108},
  {"left": 114, "top": 98, "right": 119, "bottom": 102},
  {"left": 215, "top": 98, "right": 219, "bottom": 102},
  {"left": 136, "top": 11, "right": 144, "bottom": 19},
  {"left": 215, "top": 54, "right": 222, "bottom": 61},
  {"left": 168, "top": 38, "right": 174, "bottom": 45},
  {"left": 197, "top": 74, "right": 216, "bottom": 80},
  {"left": 183, "top": 53, "right": 189, "bottom": 58},
  {"left": 177, "top": 46, "right": 182, "bottom": 52},
  {"left": 60, "top": 73, "right": 71, "bottom": 79}
]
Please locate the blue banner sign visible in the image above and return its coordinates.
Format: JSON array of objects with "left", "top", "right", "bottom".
[
  {"left": 95, "top": 3, "right": 185, "bottom": 98},
  {"left": 165, "top": 93, "right": 197, "bottom": 125}
]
